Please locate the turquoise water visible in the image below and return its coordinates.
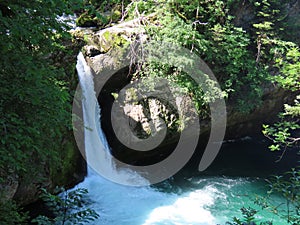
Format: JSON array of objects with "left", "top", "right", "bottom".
[{"left": 73, "top": 173, "right": 288, "bottom": 225}]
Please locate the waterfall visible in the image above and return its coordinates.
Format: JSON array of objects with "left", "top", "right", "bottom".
[
  {"left": 76, "top": 52, "right": 112, "bottom": 176},
  {"left": 72, "top": 53, "right": 286, "bottom": 225},
  {"left": 73, "top": 53, "right": 222, "bottom": 225},
  {"left": 75, "top": 52, "right": 151, "bottom": 186}
]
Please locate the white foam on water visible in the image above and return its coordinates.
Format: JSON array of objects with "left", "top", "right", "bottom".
[
  {"left": 142, "top": 187, "right": 219, "bottom": 225},
  {"left": 74, "top": 174, "right": 223, "bottom": 225}
]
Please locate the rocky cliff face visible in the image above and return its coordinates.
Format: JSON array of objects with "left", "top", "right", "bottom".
[{"left": 79, "top": 15, "right": 295, "bottom": 165}]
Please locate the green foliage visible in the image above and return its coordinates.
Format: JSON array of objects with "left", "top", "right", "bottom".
[
  {"left": 0, "top": 200, "right": 28, "bottom": 225},
  {"left": 256, "top": 2, "right": 300, "bottom": 223},
  {"left": 32, "top": 188, "right": 99, "bottom": 225},
  {"left": 226, "top": 168, "right": 300, "bottom": 224},
  {"left": 253, "top": 168, "right": 300, "bottom": 224},
  {"left": 285, "top": 96, "right": 300, "bottom": 117},
  {"left": 205, "top": 23, "right": 267, "bottom": 112},
  {"left": 274, "top": 46, "right": 300, "bottom": 91},
  {"left": 225, "top": 168, "right": 300, "bottom": 225},
  {"left": 251, "top": 0, "right": 288, "bottom": 63},
  {"left": 90, "top": 0, "right": 299, "bottom": 115},
  {"left": 267, "top": 168, "right": 300, "bottom": 224},
  {"left": 226, "top": 206, "right": 273, "bottom": 225},
  {"left": 249, "top": 0, "right": 300, "bottom": 88},
  {"left": 76, "top": 0, "right": 130, "bottom": 27},
  {"left": 245, "top": 0, "right": 300, "bottom": 111},
  {"left": 262, "top": 96, "right": 300, "bottom": 156},
  {"left": 255, "top": 3, "right": 300, "bottom": 157},
  {"left": 125, "top": 0, "right": 269, "bottom": 113},
  {"left": 0, "top": 0, "right": 82, "bottom": 182}
]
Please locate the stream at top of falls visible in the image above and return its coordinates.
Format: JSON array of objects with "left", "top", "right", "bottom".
[{"left": 72, "top": 52, "right": 288, "bottom": 225}]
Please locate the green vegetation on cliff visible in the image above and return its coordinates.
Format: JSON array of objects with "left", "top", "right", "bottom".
[
  {"left": 0, "top": 0, "right": 299, "bottom": 223},
  {"left": 80, "top": 0, "right": 299, "bottom": 113},
  {"left": 0, "top": 0, "right": 85, "bottom": 222}
]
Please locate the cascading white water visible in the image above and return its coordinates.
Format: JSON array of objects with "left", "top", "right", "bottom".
[
  {"left": 76, "top": 52, "right": 113, "bottom": 176},
  {"left": 72, "top": 53, "right": 287, "bottom": 225},
  {"left": 75, "top": 52, "right": 150, "bottom": 185}
]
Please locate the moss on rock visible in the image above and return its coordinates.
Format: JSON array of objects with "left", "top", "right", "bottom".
[{"left": 91, "top": 30, "right": 128, "bottom": 53}]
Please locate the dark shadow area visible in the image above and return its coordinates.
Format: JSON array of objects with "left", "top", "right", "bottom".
[
  {"left": 182, "top": 135, "right": 299, "bottom": 178},
  {"left": 98, "top": 67, "right": 181, "bottom": 166}
]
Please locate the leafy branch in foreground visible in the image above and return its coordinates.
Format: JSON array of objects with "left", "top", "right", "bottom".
[
  {"left": 254, "top": 168, "right": 300, "bottom": 224},
  {"left": 225, "top": 167, "right": 300, "bottom": 225},
  {"left": 262, "top": 45, "right": 300, "bottom": 159},
  {"left": 0, "top": 199, "right": 28, "bottom": 225},
  {"left": 262, "top": 95, "right": 300, "bottom": 159},
  {"left": 32, "top": 188, "right": 99, "bottom": 225},
  {"left": 225, "top": 206, "right": 272, "bottom": 225}
]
